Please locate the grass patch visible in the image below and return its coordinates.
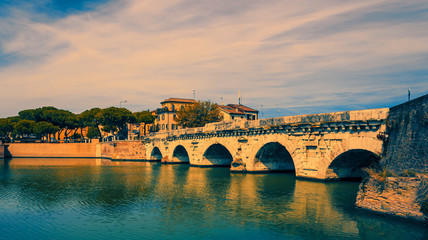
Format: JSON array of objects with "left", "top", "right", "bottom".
[{"left": 363, "top": 167, "right": 395, "bottom": 192}]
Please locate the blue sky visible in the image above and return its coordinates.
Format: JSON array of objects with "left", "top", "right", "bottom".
[{"left": 0, "top": 0, "right": 427, "bottom": 118}]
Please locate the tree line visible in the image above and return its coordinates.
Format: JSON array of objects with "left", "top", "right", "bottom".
[{"left": 0, "top": 106, "right": 155, "bottom": 142}]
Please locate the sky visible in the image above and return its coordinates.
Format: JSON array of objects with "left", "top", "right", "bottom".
[{"left": 0, "top": 0, "right": 427, "bottom": 119}]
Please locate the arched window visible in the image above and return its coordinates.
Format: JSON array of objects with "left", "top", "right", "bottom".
[{"left": 162, "top": 124, "right": 165, "bottom": 130}]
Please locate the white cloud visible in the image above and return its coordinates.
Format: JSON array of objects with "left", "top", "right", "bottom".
[{"left": 1, "top": 0, "right": 427, "bottom": 117}]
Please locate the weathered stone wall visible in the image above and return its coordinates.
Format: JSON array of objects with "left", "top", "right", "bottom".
[
  {"left": 382, "top": 94, "right": 428, "bottom": 173},
  {"left": 6, "top": 143, "right": 97, "bottom": 158},
  {"left": 97, "top": 141, "right": 146, "bottom": 160},
  {"left": 356, "top": 177, "right": 427, "bottom": 222}
]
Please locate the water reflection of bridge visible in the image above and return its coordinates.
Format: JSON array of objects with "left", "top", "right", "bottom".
[
  {"left": 1, "top": 160, "right": 426, "bottom": 239},
  {"left": 146, "top": 108, "right": 388, "bottom": 180}
]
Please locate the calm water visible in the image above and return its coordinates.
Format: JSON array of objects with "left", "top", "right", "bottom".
[{"left": 0, "top": 158, "right": 426, "bottom": 240}]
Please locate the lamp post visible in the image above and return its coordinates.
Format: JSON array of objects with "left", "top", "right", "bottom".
[{"left": 120, "top": 100, "right": 127, "bottom": 108}]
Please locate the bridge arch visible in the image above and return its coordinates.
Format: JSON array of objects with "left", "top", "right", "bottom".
[
  {"left": 323, "top": 137, "right": 382, "bottom": 180},
  {"left": 252, "top": 142, "right": 295, "bottom": 172},
  {"left": 172, "top": 145, "right": 190, "bottom": 163},
  {"left": 326, "top": 149, "right": 380, "bottom": 180},
  {"left": 202, "top": 143, "right": 233, "bottom": 166},
  {"left": 150, "top": 147, "right": 163, "bottom": 161}
]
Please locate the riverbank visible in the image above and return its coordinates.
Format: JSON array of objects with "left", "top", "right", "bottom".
[
  {"left": 356, "top": 176, "right": 428, "bottom": 223},
  {"left": 2, "top": 141, "right": 149, "bottom": 161}
]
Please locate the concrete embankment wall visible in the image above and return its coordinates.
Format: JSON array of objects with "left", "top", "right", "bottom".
[
  {"left": 382, "top": 94, "right": 428, "bottom": 173},
  {"left": 5, "top": 143, "right": 98, "bottom": 158},
  {"left": 4, "top": 141, "right": 147, "bottom": 160}
]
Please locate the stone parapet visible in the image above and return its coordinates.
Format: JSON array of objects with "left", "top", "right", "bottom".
[{"left": 146, "top": 108, "right": 388, "bottom": 141}]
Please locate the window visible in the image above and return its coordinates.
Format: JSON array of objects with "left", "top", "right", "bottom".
[
  {"left": 232, "top": 116, "right": 234, "bottom": 120},
  {"left": 171, "top": 124, "right": 175, "bottom": 130},
  {"left": 173, "top": 114, "right": 176, "bottom": 119},
  {"left": 181, "top": 105, "right": 184, "bottom": 109},
  {"left": 162, "top": 124, "right": 165, "bottom": 130},
  {"left": 172, "top": 105, "right": 175, "bottom": 111},
  {"left": 162, "top": 114, "right": 165, "bottom": 120}
]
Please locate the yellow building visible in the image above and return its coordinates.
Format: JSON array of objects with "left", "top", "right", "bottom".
[
  {"left": 218, "top": 104, "right": 259, "bottom": 121},
  {"left": 155, "top": 98, "right": 197, "bottom": 132}
]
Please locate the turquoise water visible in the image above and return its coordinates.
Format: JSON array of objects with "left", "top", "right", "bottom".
[{"left": 0, "top": 158, "right": 427, "bottom": 240}]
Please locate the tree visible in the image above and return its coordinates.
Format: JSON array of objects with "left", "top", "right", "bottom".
[
  {"left": 19, "top": 106, "right": 58, "bottom": 122},
  {"left": 0, "top": 118, "right": 14, "bottom": 141},
  {"left": 13, "top": 120, "right": 36, "bottom": 139},
  {"left": 101, "top": 125, "right": 118, "bottom": 133},
  {"left": 71, "top": 132, "right": 82, "bottom": 141},
  {"left": 133, "top": 111, "right": 155, "bottom": 136},
  {"left": 97, "top": 107, "right": 136, "bottom": 140},
  {"left": 33, "top": 121, "right": 60, "bottom": 142},
  {"left": 79, "top": 108, "right": 102, "bottom": 140},
  {"left": 42, "top": 108, "right": 77, "bottom": 140},
  {"left": 18, "top": 107, "right": 77, "bottom": 140},
  {"left": 175, "top": 101, "right": 223, "bottom": 128},
  {"left": 86, "top": 126, "right": 101, "bottom": 139}
]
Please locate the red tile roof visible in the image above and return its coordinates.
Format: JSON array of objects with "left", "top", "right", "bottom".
[
  {"left": 218, "top": 104, "right": 259, "bottom": 115},
  {"left": 161, "top": 98, "right": 197, "bottom": 104},
  {"left": 218, "top": 105, "right": 246, "bottom": 115},
  {"left": 227, "top": 104, "right": 259, "bottom": 113}
]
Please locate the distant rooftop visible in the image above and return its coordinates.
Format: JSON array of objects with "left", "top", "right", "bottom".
[
  {"left": 161, "top": 98, "right": 197, "bottom": 104},
  {"left": 218, "top": 104, "right": 258, "bottom": 115},
  {"left": 227, "top": 104, "right": 258, "bottom": 113}
]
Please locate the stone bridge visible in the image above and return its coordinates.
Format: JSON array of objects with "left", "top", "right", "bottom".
[{"left": 144, "top": 108, "right": 388, "bottom": 180}]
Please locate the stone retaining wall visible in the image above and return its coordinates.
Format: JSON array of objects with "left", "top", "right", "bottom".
[
  {"left": 356, "top": 177, "right": 427, "bottom": 222},
  {"left": 97, "top": 141, "right": 146, "bottom": 160},
  {"left": 382, "top": 94, "right": 428, "bottom": 173}
]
